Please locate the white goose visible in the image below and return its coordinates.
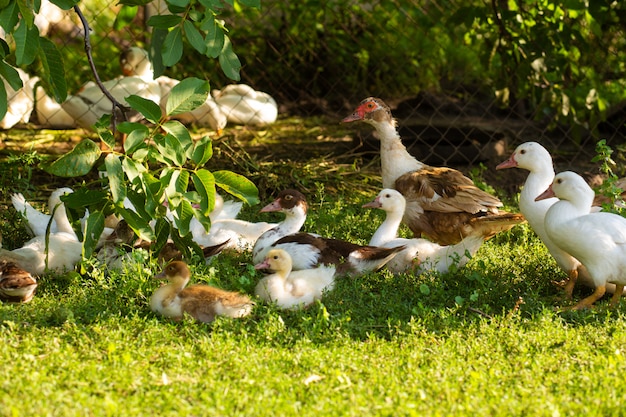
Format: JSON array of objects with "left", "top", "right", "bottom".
[
  {"left": 213, "top": 84, "right": 278, "bottom": 126},
  {"left": 1, "top": 189, "right": 82, "bottom": 275},
  {"left": 496, "top": 142, "right": 599, "bottom": 297},
  {"left": 252, "top": 189, "right": 308, "bottom": 265},
  {"left": 254, "top": 249, "right": 335, "bottom": 310},
  {"left": 343, "top": 97, "right": 524, "bottom": 245},
  {"left": 363, "top": 189, "right": 483, "bottom": 274},
  {"left": 536, "top": 171, "right": 626, "bottom": 310}
]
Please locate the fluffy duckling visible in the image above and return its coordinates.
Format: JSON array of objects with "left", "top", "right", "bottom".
[
  {"left": 0, "top": 259, "right": 38, "bottom": 303},
  {"left": 363, "top": 189, "right": 483, "bottom": 274},
  {"left": 254, "top": 249, "right": 335, "bottom": 310},
  {"left": 151, "top": 261, "right": 253, "bottom": 322},
  {"left": 252, "top": 189, "right": 308, "bottom": 265},
  {"left": 213, "top": 84, "right": 278, "bottom": 126}
]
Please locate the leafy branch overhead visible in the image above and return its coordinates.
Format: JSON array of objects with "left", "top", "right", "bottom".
[
  {"left": 0, "top": 0, "right": 259, "bottom": 120},
  {"left": 45, "top": 78, "right": 260, "bottom": 259}
]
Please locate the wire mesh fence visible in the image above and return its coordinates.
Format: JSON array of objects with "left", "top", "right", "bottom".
[{"left": 3, "top": 0, "right": 625, "bottom": 175}]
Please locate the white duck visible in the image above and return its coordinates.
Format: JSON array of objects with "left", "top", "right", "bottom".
[
  {"left": 343, "top": 97, "right": 524, "bottom": 245},
  {"left": 190, "top": 217, "right": 277, "bottom": 252},
  {"left": 213, "top": 84, "right": 278, "bottom": 126},
  {"left": 252, "top": 189, "right": 308, "bottom": 265},
  {"left": 150, "top": 260, "right": 253, "bottom": 322},
  {"left": 0, "top": 67, "right": 39, "bottom": 129},
  {"left": 363, "top": 189, "right": 483, "bottom": 274},
  {"left": 536, "top": 171, "right": 626, "bottom": 310},
  {"left": 12, "top": 188, "right": 78, "bottom": 238},
  {"left": 496, "top": 142, "right": 597, "bottom": 297},
  {"left": 33, "top": 85, "right": 77, "bottom": 128},
  {"left": 121, "top": 47, "right": 227, "bottom": 133},
  {"left": 62, "top": 52, "right": 162, "bottom": 129},
  {"left": 254, "top": 249, "right": 335, "bottom": 310},
  {"left": 1, "top": 189, "right": 82, "bottom": 275}
]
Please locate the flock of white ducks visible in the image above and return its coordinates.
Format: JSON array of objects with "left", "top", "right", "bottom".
[
  {"left": 4, "top": 96, "right": 626, "bottom": 315},
  {"left": 0, "top": 46, "right": 278, "bottom": 132}
]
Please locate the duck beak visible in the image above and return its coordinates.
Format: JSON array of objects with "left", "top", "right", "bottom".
[
  {"left": 341, "top": 107, "right": 365, "bottom": 123},
  {"left": 254, "top": 259, "right": 270, "bottom": 270},
  {"left": 362, "top": 197, "right": 381, "bottom": 209},
  {"left": 153, "top": 270, "right": 167, "bottom": 280},
  {"left": 260, "top": 199, "right": 281, "bottom": 213},
  {"left": 535, "top": 185, "right": 555, "bottom": 201},
  {"left": 496, "top": 154, "right": 517, "bottom": 170}
]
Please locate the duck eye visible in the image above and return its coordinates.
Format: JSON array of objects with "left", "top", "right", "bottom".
[
  {"left": 556, "top": 178, "right": 562, "bottom": 184},
  {"left": 273, "top": 255, "right": 279, "bottom": 260},
  {"left": 520, "top": 150, "right": 526, "bottom": 154},
  {"left": 285, "top": 195, "right": 293, "bottom": 201}
]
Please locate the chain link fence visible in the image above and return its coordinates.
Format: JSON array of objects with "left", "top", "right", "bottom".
[{"left": 5, "top": 0, "right": 626, "bottom": 178}]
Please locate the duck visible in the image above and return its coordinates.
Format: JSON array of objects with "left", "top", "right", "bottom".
[
  {"left": 1, "top": 67, "right": 39, "bottom": 129},
  {"left": 61, "top": 53, "right": 162, "bottom": 129},
  {"left": 496, "top": 142, "right": 597, "bottom": 297},
  {"left": 212, "top": 84, "right": 278, "bottom": 126},
  {"left": 150, "top": 260, "right": 253, "bottom": 322},
  {"left": 1, "top": 190, "right": 82, "bottom": 275},
  {"left": 343, "top": 97, "right": 524, "bottom": 245},
  {"left": 189, "top": 217, "right": 277, "bottom": 252},
  {"left": 0, "top": 258, "right": 38, "bottom": 303},
  {"left": 252, "top": 189, "right": 308, "bottom": 265},
  {"left": 32, "top": 85, "right": 77, "bottom": 128},
  {"left": 121, "top": 47, "right": 228, "bottom": 133},
  {"left": 210, "top": 193, "right": 243, "bottom": 222},
  {"left": 535, "top": 171, "right": 626, "bottom": 310},
  {"left": 363, "top": 188, "right": 484, "bottom": 274},
  {"left": 12, "top": 188, "right": 78, "bottom": 239},
  {"left": 253, "top": 248, "right": 335, "bottom": 310}
]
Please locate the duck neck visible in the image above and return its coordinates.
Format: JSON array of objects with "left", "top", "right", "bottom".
[
  {"left": 50, "top": 201, "right": 75, "bottom": 236},
  {"left": 370, "top": 208, "right": 403, "bottom": 246},
  {"left": 521, "top": 166, "right": 555, "bottom": 204},
  {"left": 166, "top": 276, "right": 190, "bottom": 293},
  {"left": 280, "top": 207, "right": 307, "bottom": 234},
  {"left": 376, "top": 122, "right": 424, "bottom": 188}
]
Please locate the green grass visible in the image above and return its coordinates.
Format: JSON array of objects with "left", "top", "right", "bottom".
[{"left": 2, "top": 124, "right": 626, "bottom": 416}]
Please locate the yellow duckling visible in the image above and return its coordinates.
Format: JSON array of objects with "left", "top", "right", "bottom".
[
  {"left": 150, "top": 261, "right": 253, "bottom": 323},
  {"left": 254, "top": 249, "right": 336, "bottom": 310}
]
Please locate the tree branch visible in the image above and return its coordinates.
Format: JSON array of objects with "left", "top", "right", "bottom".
[{"left": 73, "top": 5, "right": 129, "bottom": 134}]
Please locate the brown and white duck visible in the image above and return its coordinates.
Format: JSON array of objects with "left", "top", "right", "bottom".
[
  {"left": 150, "top": 261, "right": 253, "bottom": 322},
  {"left": 252, "top": 189, "right": 308, "bottom": 265},
  {"left": 343, "top": 97, "right": 524, "bottom": 245},
  {"left": 254, "top": 249, "right": 335, "bottom": 310},
  {"left": 363, "top": 188, "right": 483, "bottom": 274},
  {"left": 0, "top": 259, "right": 38, "bottom": 303}
]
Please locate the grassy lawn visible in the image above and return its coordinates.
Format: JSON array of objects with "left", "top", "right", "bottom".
[{"left": 1, "top": 120, "right": 625, "bottom": 416}]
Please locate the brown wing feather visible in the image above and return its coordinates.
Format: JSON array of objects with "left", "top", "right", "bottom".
[{"left": 395, "top": 168, "right": 503, "bottom": 214}]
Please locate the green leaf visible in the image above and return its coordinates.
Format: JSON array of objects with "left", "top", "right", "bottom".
[
  {"left": 147, "top": 14, "right": 182, "bottom": 29},
  {"left": 152, "top": 218, "right": 171, "bottom": 255},
  {"left": 174, "top": 199, "right": 193, "bottom": 237},
  {"left": 238, "top": 0, "right": 260, "bottom": 7},
  {"left": 118, "top": 207, "right": 155, "bottom": 241},
  {"left": 82, "top": 211, "right": 105, "bottom": 259},
  {"left": 15, "top": 0, "right": 34, "bottom": 27},
  {"left": 105, "top": 154, "right": 126, "bottom": 204},
  {"left": 218, "top": 35, "right": 241, "bottom": 81},
  {"left": 117, "top": 0, "right": 151, "bottom": 6},
  {"left": 0, "top": 61, "right": 23, "bottom": 90},
  {"left": 121, "top": 157, "right": 146, "bottom": 183},
  {"left": 162, "top": 26, "right": 184, "bottom": 66},
  {"left": 141, "top": 172, "right": 164, "bottom": 217},
  {"left": 45, "top": 139, "right": 102, "bottom": 177},
  {"left": 62, "top": 188, "right": 109, "bottom": 210},
  {"left": 49, "top": 0, "right": 79, "bottom": 10},
  {"left": 168, "top": 0, "right": 189, "bottom": 7},
  {"left": 192, "top": 169, "right": 215, "bottom": 215},
  {"left": 202, "top": 17, "right": 224, "bottom": 58},
  {"left": 0, "top": 81, "right": 7, "bottom": 121},
  {"left": 0, "top": 0, "right": 19, "bottom": 33},
  {"left": 183, "top": 20, "right": 206, "bottom": 54},
  {"left": 162, "top": 120, "right": 193, "bottom": 150},
  {"left": 191, "top": 135, "right": 213, "bottom": 166},
  {"left": 13, "top": 21, "right": 39, "bottom": 66},
  {"left": 125, "top": 95, "right": 162, "bottom": 124},
  {"left": 119, "top": 122, "right": 150, "bottom": 154},
  {"left": 150, "top": 28, "right": 167, "bottom": 77},
  {"left": 95, "top": 115, "right": 116, "bottom": 150},
  {"left": 213, "top": 170, "right": 259, "bottom": 205},
  {"left": 165, "top": 77, "right": 210, "bottom": 116},
  {"left": 38, "top": 37, "right": 67, "bottom": 102}
]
